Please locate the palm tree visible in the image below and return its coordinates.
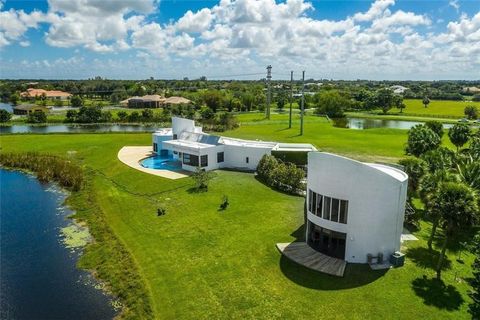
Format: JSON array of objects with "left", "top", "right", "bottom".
[
  {"left": 418, "top": 170, "right": 458, "bottom": 250},
  {"left": 423, "top": 96, "right": 430, "bottom": 108},
  {"left": 432, "top": 182, "right": 478, "bottom": 280}
]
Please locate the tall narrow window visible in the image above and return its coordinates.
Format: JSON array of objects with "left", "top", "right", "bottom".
[
  {"left": 311, "top": 192, "right": 316, "bottom": 214},
  {"left": 331, "top": 198, "right": 340, "bottom": 222},
  {"left": 201, "top": 155, "right": 208, "bottom": 167},
  {"left": 246, "top": 157, "right": 249, "bottom": 164},
  {"left": 217, "top": 152, "right": 224, "bottom": 163},
  {"left": 153, "top": 143, "right": 158, "bottom": 152},
  {"left": 308, "top": 190, "right": 313, "bottom": 212},
  {"left": 323, "top": 197, "right": 331, "bottom": 220},
  {"left": 339, "top": 200, "right": 348, "bottom": 224},
  {"left": 316, "top": 194, "right": 323, "bottom": 217}
]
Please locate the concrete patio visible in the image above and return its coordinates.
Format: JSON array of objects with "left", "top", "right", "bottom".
[{"left": 117, "top": 146, "right": 189, "bottom": 180}]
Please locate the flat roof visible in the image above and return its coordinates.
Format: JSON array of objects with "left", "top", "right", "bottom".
[
  {"left": 367, "top": 163, "right": 408, "bottom": 182},
  {"left": 272, "top": 143, "right": 317, "bottom": 152},
  {"left": 162, "top": 139, "right": 217, "bottom": 151},
  {"left": 220, "top": 137, "right": 277, "bottom": 148}
]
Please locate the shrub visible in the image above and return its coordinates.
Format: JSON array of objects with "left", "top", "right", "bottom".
[
  {"left": 27, "top": 110, "right": 47, "bottom": 123},
  {"left": 191, "top": 168, "right": 215, "bottom": 191},
  {"left": 465, "top": 105, "right": 479, "bottom": 120},
  {"left": 448, "top": 124, "right": 471, "bottom": 151},
  {"left": 0, "top": 109, "right": 12, "bottom": 123},
  {"left": 256, "top": 154, "right": 305, "bottom": 194}
]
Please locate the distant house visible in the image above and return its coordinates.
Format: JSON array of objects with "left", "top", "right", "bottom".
[
  {"left": 389, "top": 85, "right": 408, "bottom": 94},
  {"left": 121, "top": 95, "right": 192, "bottom": 108},
  {"left": 20, "top": 88, "right": 72, "bottom": 100},
  {"left": 463, "top": 86, "right": 480, "bottom": 94},
  {"left": 13, "top": 104, "right": 49, "bottom": 115},
  {"left": 121, "top": 95, "right": 166, "bottom": 108}
]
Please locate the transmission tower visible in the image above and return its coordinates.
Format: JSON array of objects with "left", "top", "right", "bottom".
[
  {"left": 300, "top": 70, "right": 305, "bottom": 136},
  {"left": 289, "top": 71, "right": 293, "bottom": 129}
]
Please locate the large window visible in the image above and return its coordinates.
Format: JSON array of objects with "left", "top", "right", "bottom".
[
  {"left": 183, "top": 153, "right": 199, "bottom": 166},
  {"left": 308, "top": 189, "right": 348, "bottom": 224},
  {"left": 201, "top": 155, "right": 208, "bottom": 167},
  {"left": 217, "top": 152, "right": 224, "bottom": 163}
]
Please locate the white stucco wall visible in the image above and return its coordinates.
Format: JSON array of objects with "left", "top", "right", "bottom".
[
  {"left": 172, "top": 117, "right": 195, "bottom": 137},
  {"left": 223, "top": 145, "right": 272, "bottom": 170},
  {"left": 306, "top": 152, "right": 408, "bottom": 263},
  {"left": 152, "top": 134, "right": 174, "bottom": 154}
]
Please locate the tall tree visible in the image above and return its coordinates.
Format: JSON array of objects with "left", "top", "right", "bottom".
[{"left": 432, "top": 182, "right": 478, "bottom": 280}]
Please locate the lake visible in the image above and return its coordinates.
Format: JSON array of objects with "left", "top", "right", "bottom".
[
  {"left": 0, "top": 169, "right": 116, "bottom": 319},
  {"left": 0, "top": 124, "right": 158, "bottom": 134},
  {"left": 337, "top": 117, "right": 459, "bottom": 130}
]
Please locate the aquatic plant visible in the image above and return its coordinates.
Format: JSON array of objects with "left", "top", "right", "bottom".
[{"left": 0, "top": 152, "right": 83, "bottom": 191}]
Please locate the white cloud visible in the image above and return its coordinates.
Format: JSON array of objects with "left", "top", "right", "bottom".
[
  {"left": 1, "top": 0, "right": 480, "bottom": 79},
  {"left": 176, "top": 8, "right": 213, "bottom": 33}
]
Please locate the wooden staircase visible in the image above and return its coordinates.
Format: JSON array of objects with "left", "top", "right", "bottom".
[{"left": 276, "top": 242, "right": 346, "bottom": 277}]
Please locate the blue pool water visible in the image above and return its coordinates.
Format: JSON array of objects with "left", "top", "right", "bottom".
[{"left": 140, "top": 155, "right": 182, "bottom": 171}]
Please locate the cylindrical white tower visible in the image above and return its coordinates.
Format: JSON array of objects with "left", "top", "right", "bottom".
[{"left": 306, "top": 152, "right": 408, "bottom": 263}]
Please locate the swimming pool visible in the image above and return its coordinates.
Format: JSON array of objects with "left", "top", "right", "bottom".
[{"left": 140, "top": 155, "right": 182, "bottom": 171}]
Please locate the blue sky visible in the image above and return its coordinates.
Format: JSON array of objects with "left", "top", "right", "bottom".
[{"left": 0, "top": 0, "right": 479, "bottom": 80}]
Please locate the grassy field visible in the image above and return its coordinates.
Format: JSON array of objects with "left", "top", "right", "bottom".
[
  {"left": 230, "top": 112, "right": 457, "bottom": 162},
  {"left": 0, "top": 124, "right": 475, "bottom": 319},
  {"left": 390, "top": 99, "right": 480, "bottom": 118}
]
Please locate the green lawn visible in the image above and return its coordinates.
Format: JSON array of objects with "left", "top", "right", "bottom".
[
  {"left": 392, "top": 99, "right": 480, "bottom": 118},
  {"left": 0, "top": 130, "right": 474, "bottom": 319}
]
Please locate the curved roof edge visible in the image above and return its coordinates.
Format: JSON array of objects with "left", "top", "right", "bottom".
[{"left": 308, "top": 152, "right": 408, "bottom": 182}]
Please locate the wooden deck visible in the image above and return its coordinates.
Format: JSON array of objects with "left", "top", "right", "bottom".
[{"left": 276, "top": 242, "right": 347, "bottom": 277}]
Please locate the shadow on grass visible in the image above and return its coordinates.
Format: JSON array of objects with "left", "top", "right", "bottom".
[
  {"left": 186, "top": 186, "right": 208, "bottom": 194},
  {"left": 411, "top": 277, "right": 464, "bottom": 310},
  {"left": 407, "top": 247, "right": 451, "bottom": 271},
  {"left": 279, "top": 256, "right": 388, "bottom": 290}
]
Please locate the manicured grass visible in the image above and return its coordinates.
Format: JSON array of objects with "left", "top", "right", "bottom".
[
  {"left": 0, "top": 132, "right": 474, "bottom": 319},
  {"left": 393, "top": 99, "right": 480, "bottom": 118}
]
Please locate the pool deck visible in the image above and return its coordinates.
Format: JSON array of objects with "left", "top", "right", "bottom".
[{"left": 117, "top": 146, "right": 189, "bottom": 180}]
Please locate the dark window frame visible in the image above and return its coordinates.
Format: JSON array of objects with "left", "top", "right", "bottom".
[{"left": 217, "top": 152, "right": 224, "bottom": 163}]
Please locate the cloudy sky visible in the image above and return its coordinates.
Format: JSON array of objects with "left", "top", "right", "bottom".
[{"left": 0, "top": 0, "right": 479, "bottom": 80}]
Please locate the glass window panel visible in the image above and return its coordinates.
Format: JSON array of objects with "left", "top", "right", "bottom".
[
  {"left": 316, "top": 194, "right": 323, "bottom": 217},
  {"left": 308, "top": 190, "right": 313, "bottom": 212},
  {"left": 331, "top": 198, "right": 339, "bottom": 222},
  {"left": 340, "top": 200, "right": 348, "bottom": 224},
  {"left": 323, "top": 197, "right": 331, "bottom": 220},
  {"left": 311, "top": 192, "right": 317, "bottom": 214}
]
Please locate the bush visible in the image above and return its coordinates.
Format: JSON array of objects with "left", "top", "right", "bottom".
[
  {"left": 465, "top": 105, "right": 479, "bottom": 120},
  {"left": 257, "top": 154, "right": 305, "bottom": 194},
  {"left": 191, "top": 168, "right": 215, "bottom": 191},
  {"left": 27, "top": 110, "right": 47, "bottom": 123},
  {"left": 0, "top": 109, "right": 12, "bottom": 123},
  {"left": 70, "top": 95, "right": 83, "bottom": 108},
  {"left": 448, "top": 124, "right": 471, "bottom": 150}
]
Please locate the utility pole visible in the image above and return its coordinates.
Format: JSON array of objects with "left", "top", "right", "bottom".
[
  {"left": 300, "top": 70, "right": 305, "bottom": 136},
  {"left": 289, "top": 71, "right": 293, "bottom": 129},
  {"left": 266, "top": 65, "right": 272, "bottom": 120}
]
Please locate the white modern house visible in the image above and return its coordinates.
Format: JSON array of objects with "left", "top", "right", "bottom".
[
  {"left": 152, "top": 117, "right": 316, "bottom": 172},
  {"left": 306, "top": 152, "right": 408, "bottom": 264}
]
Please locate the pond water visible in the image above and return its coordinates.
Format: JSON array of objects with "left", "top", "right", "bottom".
[
  {"left": 0, "top": 169, "right": 116, "bottom": 320},
  {"left": 0, "top": 124, "right": 157, "bottom": 134},
  {"left": 0, "top": 102, "right": 13, "bottom": 112},
  {"left": 336, "top": 117, "right": 458, "bottom": 130}
]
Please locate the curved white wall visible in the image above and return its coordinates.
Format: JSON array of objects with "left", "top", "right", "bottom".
[{"left": 307, "top": 152, "right": 408, "bottom": 263}]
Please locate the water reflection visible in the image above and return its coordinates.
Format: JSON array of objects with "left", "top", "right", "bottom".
[
  {"left": 334, "top": 117, "right": 458, "bottom": 130},
  {"left": 1, "top": 124, "right": 157, "bottom": 134}
]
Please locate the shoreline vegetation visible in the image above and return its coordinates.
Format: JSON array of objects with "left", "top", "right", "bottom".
[{"left": 0, "top": 153, "right": 154, "bottom": 319}]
